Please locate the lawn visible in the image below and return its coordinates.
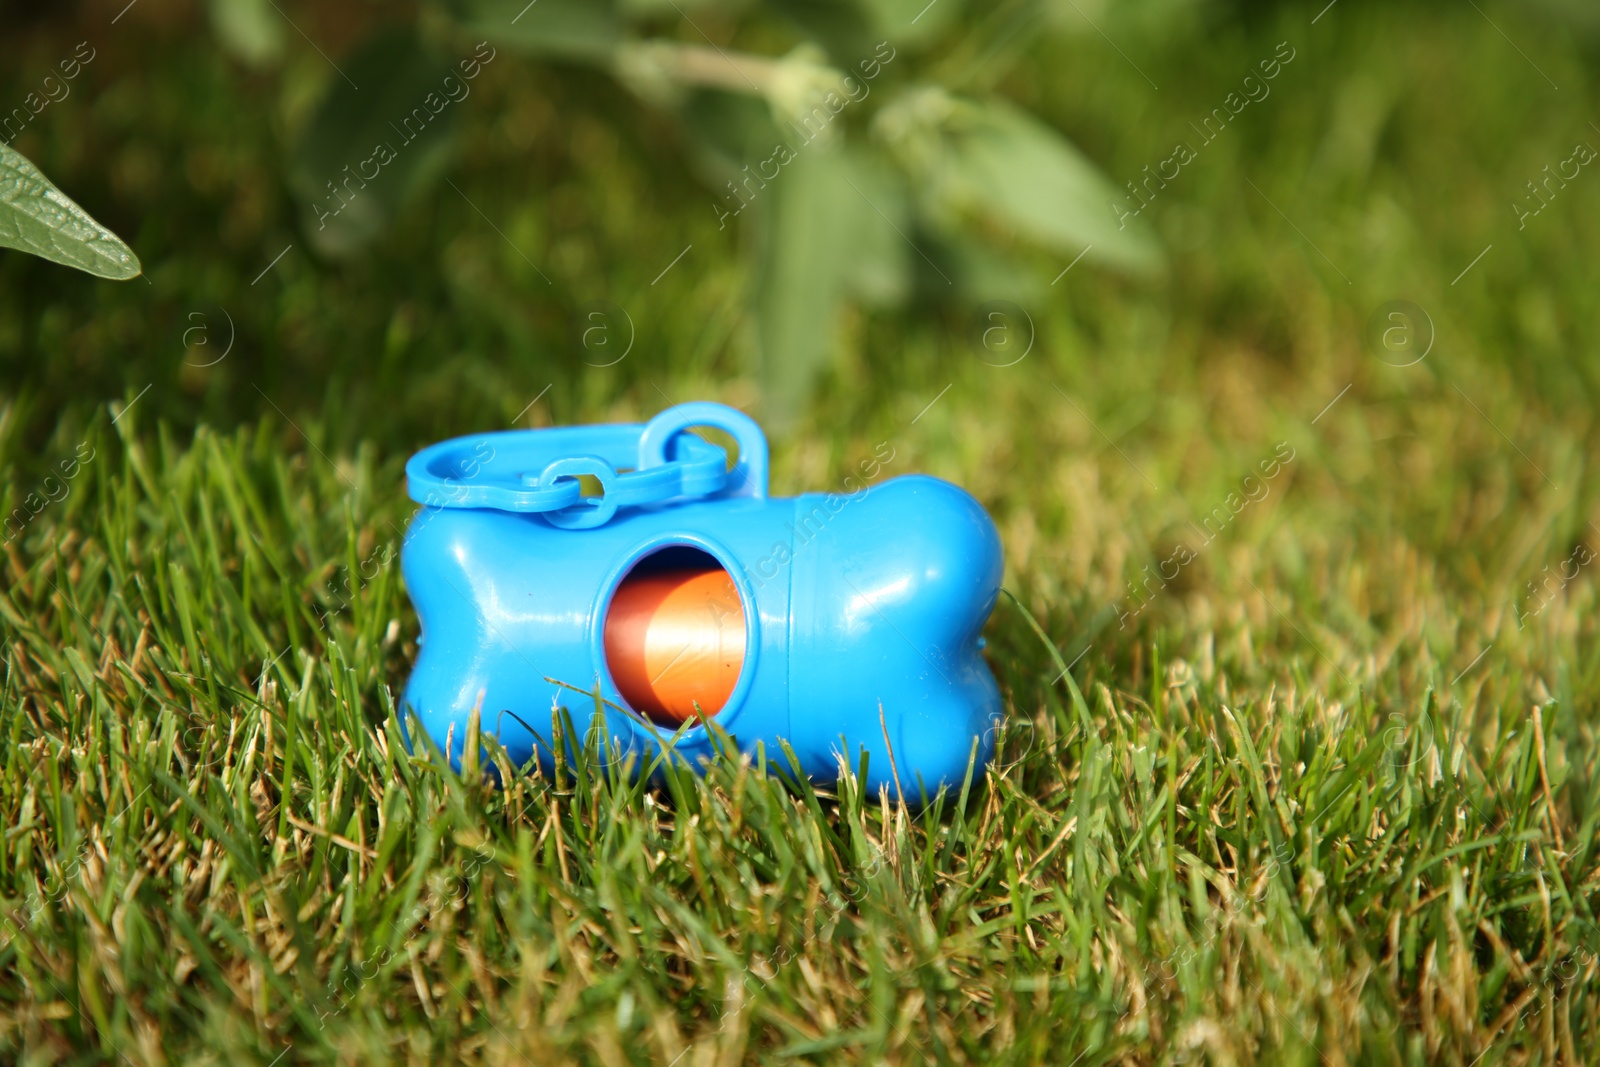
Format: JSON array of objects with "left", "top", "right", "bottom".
[{"left": 3, "top": 0, "right": 1600, "bottom": 1063}]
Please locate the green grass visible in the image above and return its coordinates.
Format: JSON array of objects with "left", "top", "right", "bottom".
[
  {"left": 5, "top": 403, "right": 1598, "bottom": 1064},
  {"left": 5, "top": 0, "right": 1600, "bottom": 1063}
]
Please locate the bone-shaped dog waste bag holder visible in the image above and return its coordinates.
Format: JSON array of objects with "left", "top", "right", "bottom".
[{"left": 400, "top": 401, "right": 1004, "bottom": 797}]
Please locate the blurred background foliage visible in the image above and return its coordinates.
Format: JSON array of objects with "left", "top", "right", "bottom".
[
  {"left": 9, "top": 5, "right": 1600, "bottom": 1060},
  {"left": 1, "top": 0, "right": 1597, "bottom": 460},
  {"left": 281, "top": 0, "right": 1164, "bottom": 418}
]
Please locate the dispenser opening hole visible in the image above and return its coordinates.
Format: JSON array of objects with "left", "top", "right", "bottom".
[{"left": 603, "top": 546, "right": 746, "bottom": 726}]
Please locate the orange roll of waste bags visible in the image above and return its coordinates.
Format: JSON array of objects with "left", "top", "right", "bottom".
[{"left": 603, "top": 567, "right": 746, "bottom": 724}]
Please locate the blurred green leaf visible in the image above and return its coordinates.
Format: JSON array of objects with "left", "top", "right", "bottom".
[
  {"left": 880, "top": 89, "right": 1162, "bottom": 274},
  {"left": 754, "top": 145, "right": 909, "bottom": 421},
  {"left": 862, "top": 0, "right": 962, "bottom": 42},
  {"left": 290, "top": 28, "right": 469, "bottom": 255},
  {"left": 763, "top": 0, "right": 877, "bottom": 64},
  {"left": 207, "top": 0, "right": 287, "bottom": 67},
  {"left": 0, "top": 142, "right": 141, "bottom": 280},
  {"left": 454, "top": 0, "right": 623, "bottom": 62},
  {"left": 841, "top": 151, "right": 912, "bottom": 306},
  {"left": 932, "top": 226, "right": 1045, "bottom": 303},
  {"left": 680, "top": 89, "right": 788, "bottom": 178}
]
